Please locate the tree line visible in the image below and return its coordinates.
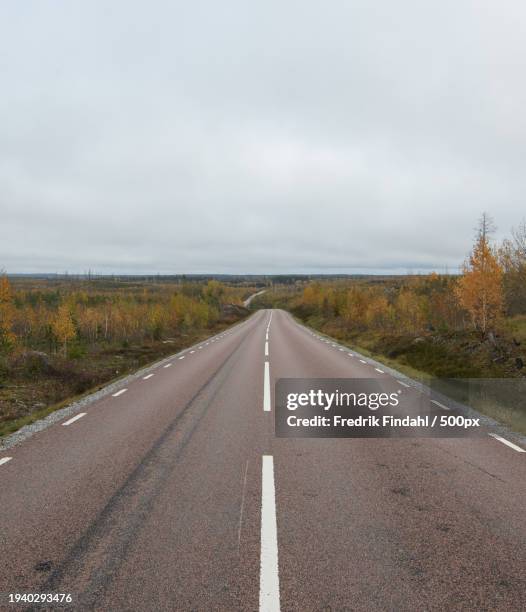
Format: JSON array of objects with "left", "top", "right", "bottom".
[
  {"left": 291, "top": 214, "right": 525, "bottom": 338},
  {"left": 0, "top": 278, "right": 245, "bottom": 357}
]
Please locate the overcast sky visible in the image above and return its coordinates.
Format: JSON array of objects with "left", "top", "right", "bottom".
[{"left": 1, "top": 1, "right": 526, "bottom": 274}]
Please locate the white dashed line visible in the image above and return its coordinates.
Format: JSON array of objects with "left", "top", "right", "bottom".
[
  {"left": 359, "top": 359, "right": 366, "bottom": 364},
  {"left": 143, "top": 373, "right": 155, "bottom": 380},
  {"left": 198, "top": 346, "right": 203, "bottom": 349},
  {"left": 488, "top": 433, "right": 525, "bottom": 453},
  {"left": 62, "top": 412, "right": 87, "bottom": 426},
  {"left": 348, "top": 353, "right": 353, "bottom": 357},
  {"left": 431, "top": 399, "right": 449, "bottom": 410},
  {"left": 112, "top": 389, "right": 127, "bottom": 397},
  {"left": 265, "top": 342, "right": 269, "bottom": 357},
  {"left": 339, "top": 348, "right": 345, "bottom": 352},
  {"left": 163, "top": 363, "right": 172, "bottom": 368},
  {"left": 263, "top": 361, "right": 271, "bottom": 412},
  {"left": 375, "top": 368, "right": 384, "bottom": 374},
  {"left": 0, "top": 457, "right": 13, "bottom": 466},
  {"left": 398, "top": 380, "right": 411, "bottom": 388},
  {"left": 259, "top": 455, "right": 280, "bottom": 611},
  {"left": 179, "top": 356, "right": 185, "bottom": 360},
  {"left": 190, "top": 350, "right": 195, "bottom": 354}
]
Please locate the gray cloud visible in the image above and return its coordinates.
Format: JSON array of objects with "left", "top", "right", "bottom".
[{"left": 1, "top": 0, "right": 526, "bottom": 274}]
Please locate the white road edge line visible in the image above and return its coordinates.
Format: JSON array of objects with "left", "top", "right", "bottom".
[
  {"left": 112, "top": 389, "right": 127, "bottom": 397},
  {"left": 0, "top": 457, "right": 13, "bottom": 466},
  {"left": 62, "top": 412, "right": 87, "bottom": 426},
  {"left": 259, "top": 455, "right": 280, "bottom": 612},
  {"left": 488, "top": 433, "right": 525, "bottom": 453},
  {"left": 430, "top": 399, "right": 449, "bottom": 410},
  {"left": 264, "top": 361, "right": 271, "bottom": 412},
  {"left": 143, "top": 373, "right": 155, "bottom": 380}
]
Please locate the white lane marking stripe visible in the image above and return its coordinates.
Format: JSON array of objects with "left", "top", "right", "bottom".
[
  {"left": 143, "top": 373, "right": 155, "bottom": 380},
  {"left": 179, "top": 356, "right": 185, "bottom": 360},
  {"left": 488, "top": 433, "right": 526, "bottom": 453},
  {"left": 62, "top": 412, "right": 87, "bottom": 426},
  {"left": 112, "top": 389, "right": 127, "bottom": 397},
  {"left": 190, "top": 350, "right": 195, "bottom": 354},
  {"left": 359, "top": 359, "right": 366, "bottom": 364},
  {"left": 259, "top": 455, "right": 280, "bottom": 611},
  {"left": 198, "top": 346, "right": 203, "bottom": 349},
  {"left": 398, "top": 380, "right": 410, "bottom": 388},
  {"left": 163, "top": 363, "right": 172, "bottom": 368},
  {"left": 375, "top": 368, "right": 384, "bottom": 374},
  {"left": 348, "top": 353, "right": 353, "bottom": 357},
  {"left": 265, "top": 342, "right": 269, "bottom": 356},
  {"left": 431, "top": 399, "right": 449, "bottom": 410},
  {"left": 0, "top": 457, "right": 13, "bottom": 466},
  {"left": 264, "top": 361, "right": 271, "bottom": 412},
  {"left": 339, "top": 348, "right": 344, "bottom": 351}
]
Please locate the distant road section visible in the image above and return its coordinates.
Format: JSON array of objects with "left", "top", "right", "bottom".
[
  {"left": 0, "top": 309, "right": 525, "bottom": 611},
  {"left": 243, "top": 289, "right": 266, "bottom": 307}
]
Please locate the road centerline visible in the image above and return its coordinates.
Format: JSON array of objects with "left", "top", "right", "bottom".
[
  {"left": 259, "top": 455, "right": 280, "bottom": 612},
  {"left": 263, "top": 361, "right": 271, "bottom": 412}
]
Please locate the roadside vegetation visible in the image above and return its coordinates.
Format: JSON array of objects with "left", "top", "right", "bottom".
[
  {"left": 253, "top": 214, "right": 526, "bottom": 433},
  {"left": 0, "top": 277, "right": 255, "bottom": 437}
]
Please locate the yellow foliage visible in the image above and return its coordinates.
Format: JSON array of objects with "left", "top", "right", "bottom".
[
  {"left": 0, "top": 275, "right": 16, "bottom": 350},
  {"left": 52, "top": 304, "right": 76, "bottom": 355},
  {"left": 456, "top": 231, "right": 503, "bottom": 335}
]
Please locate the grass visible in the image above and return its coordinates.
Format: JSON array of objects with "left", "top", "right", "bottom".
[
  {"left": 0, "top": 318, "right": 245, "bottom": 440},
  {"left": 295, "top": 317, "right": 526, "bottom": 436}
]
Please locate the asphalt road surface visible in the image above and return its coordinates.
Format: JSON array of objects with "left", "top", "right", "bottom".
[{"left": 1, "top": 309, "right": 525, "bottom": 611}]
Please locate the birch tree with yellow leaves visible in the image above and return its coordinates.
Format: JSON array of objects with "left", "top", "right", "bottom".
[
  {"left": 456, "top": 213, "right": 503, "bottom": 337},
  {"left": 52, "top": 303, "right": 77, "bottom": 356},
  {"left": 0, "top": 274, "right": 16, "bottom": 351}
]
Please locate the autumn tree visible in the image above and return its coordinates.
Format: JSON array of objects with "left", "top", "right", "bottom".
[
  {"left": 456, "top": 214, "right": 503, "bottom": 336},
  {"left": 395, "top": 289, "right": 425, "bottom": 335},
  {"left": 0, "top": 274, "right": 16, "bottom": 351},
  {"left": 342, "top": 287, "right": 368, "bottom": 329},
  {"left": 52, "top": 303, "right": 77, "bottom": 356}
]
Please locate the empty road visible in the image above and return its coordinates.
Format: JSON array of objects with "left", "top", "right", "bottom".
[{"left": 1, "top": 309, "right": 525, "bottom": 611}]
